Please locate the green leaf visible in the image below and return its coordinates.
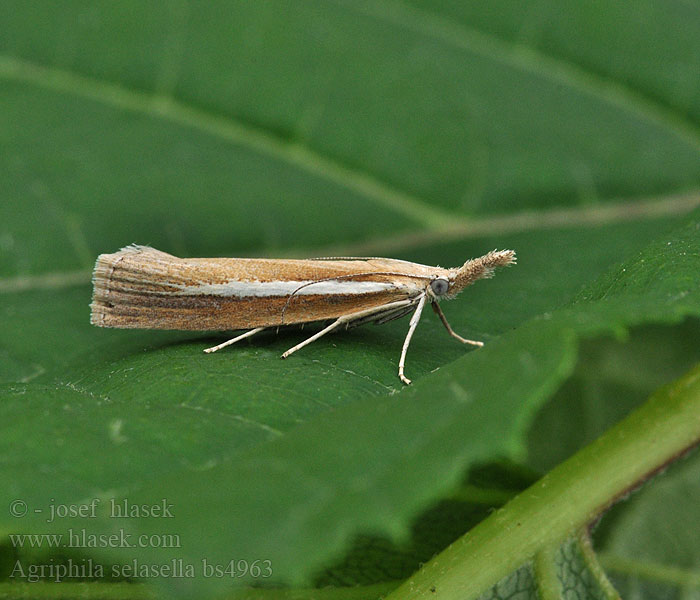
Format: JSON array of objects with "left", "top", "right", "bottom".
[
  {"left": 474, "top": 534, "right": 619, "bottom": 600},
  {"left": 528, "top": 321, "right": 700, "bottom": 472},
  {"left": 596, "top": 450, "right": 700, "bottom": 598},
  {"left": 1, "top": 1, "right": 700, "bottom": 599}
]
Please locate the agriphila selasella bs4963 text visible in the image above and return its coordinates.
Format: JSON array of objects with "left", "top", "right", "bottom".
[{"left": 90, "top": 245, "right": 516, "bottom": 384}]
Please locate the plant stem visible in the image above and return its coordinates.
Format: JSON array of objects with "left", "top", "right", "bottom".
[{"left": 385, "top": 363, "right": 700, "bottom": 600}]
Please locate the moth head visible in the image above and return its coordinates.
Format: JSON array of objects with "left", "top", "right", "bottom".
[{"left": 447, "top": 249, "right": 516, "bottom": 296}]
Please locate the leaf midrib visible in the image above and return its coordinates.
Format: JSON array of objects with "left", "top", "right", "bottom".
[{"left": 0, "top": 190, "right": 698, "bottom": 294}]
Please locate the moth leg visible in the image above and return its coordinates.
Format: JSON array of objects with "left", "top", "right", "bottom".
[
  {"left": 281, "top": 299, "right": 415, "bottom": 360},
  {"left": 431, "top": 301, "right": 483, "bottom": 347},
  {"left": 203, "top": 327, "right": 266, "bottom": 353},
  {"left": 281, "top": 319, "right": 345, "bottom": 359},
  {"left": 398, "top": 293, "right": 427, "bottom": 385}
]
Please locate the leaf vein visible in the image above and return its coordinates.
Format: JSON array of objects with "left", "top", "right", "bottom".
[
  {"left": 178, "top": 402, "right": 283, "bottom": 437},
  {"left": 0, "top": 54, "right": 453, "bottom": 229},
  {"left": 335, "top": 0, "right": 700, "bottom": 151},
  {"left": 599, "top": 552, "right": 700, "bottom": 588}
]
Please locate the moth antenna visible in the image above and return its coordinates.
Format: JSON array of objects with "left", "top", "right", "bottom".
[{"left": 451, "top": 249, "right": 516, "bottom": 294}]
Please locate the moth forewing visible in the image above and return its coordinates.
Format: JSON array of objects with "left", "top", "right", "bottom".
[
  {"left": 91, "top": 245, "right": 434, "bottom": 331},
  {"left": 90, "top": 245, "right": 516, "bottom": 384}
]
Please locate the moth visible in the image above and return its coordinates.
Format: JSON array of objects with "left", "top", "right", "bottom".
[{"left": 91, "top": 245, "right": 516, "bottom": 384}]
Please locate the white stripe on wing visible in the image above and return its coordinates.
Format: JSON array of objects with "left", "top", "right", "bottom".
[{"left": 172, "top": 280, "right": 417, "bottom": 298}]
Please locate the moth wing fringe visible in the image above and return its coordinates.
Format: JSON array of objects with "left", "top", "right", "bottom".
[{"left": 90, "top": 245, "right": 182, "bottom": 328}]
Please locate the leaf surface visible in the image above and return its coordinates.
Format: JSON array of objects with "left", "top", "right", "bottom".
[{"left": 1, "top": 2, "right": 700, "bottom": 599}]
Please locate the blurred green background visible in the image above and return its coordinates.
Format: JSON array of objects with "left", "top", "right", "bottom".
[{"left": 1, "top": 2, "right": 700, "bottom": 599}]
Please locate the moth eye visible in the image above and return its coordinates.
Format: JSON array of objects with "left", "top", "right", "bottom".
[{"left": 430, "top": 278, "right": 449, "bottom": 296}]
